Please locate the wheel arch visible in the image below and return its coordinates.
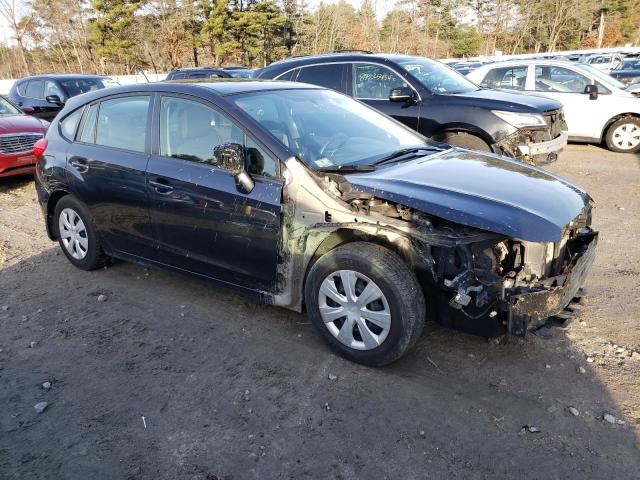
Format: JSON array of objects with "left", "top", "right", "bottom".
[
  {"left": 601, "top": 112, "right": 640, "bottom": 141},
  {"left": 429, "top": 124, "right": 495, "bottom": 151},
  {"left": 46, "top": 189, "right": 71, "bottom": 240},
  {"left": 299, "top": 227, "right": 432, "bottom": 311}
]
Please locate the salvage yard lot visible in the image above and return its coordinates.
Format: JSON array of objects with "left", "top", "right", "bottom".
[{"left": 1, "top": 144, "right": 639, "bottom": 479}]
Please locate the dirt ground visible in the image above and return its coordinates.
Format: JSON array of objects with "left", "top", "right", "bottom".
[{"left": 1, "top": 144, "right": 639, "bottom": 480}]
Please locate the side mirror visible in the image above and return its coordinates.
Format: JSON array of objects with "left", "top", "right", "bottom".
[
  {"left": 213, "top": 142, "right": 254, "bottom": 194},
  {"left": 21, "top": 106, "right": 35, "bottom": 115},
  {"left": 584, "top": 84, "right": 598, "bottom": 100},
  {"left": 45, "top": 94, "right": 64, "bottom": 106},
  {"left": 389, "top": 87, "right": 415, "bottom": 103}
]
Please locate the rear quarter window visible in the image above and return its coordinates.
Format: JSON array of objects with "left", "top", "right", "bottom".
[{"left": 59, "top": 108, "right": 84, "bottom": 140}]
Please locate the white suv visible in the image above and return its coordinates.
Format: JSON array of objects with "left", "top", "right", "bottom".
[
  {"left": 468, "top": 59, "right": 640, "bottom": 153},
  {"left": 583, "top": 53, "right": 623, "bottom": 73}
]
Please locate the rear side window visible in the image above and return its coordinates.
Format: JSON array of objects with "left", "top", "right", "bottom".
[
  {"left": 25, "top": 80, "right": 44, "bottom": 98},
  {"left": 95, "top": 96, "right": 150, "bottom": 152},
  {"left": 352, "top": 64, "right": 408, "bottom": 99},
  {"left": 276, "top": 69, "right": 297, "bottom": 81},
  {"left": 297, "top": 64, "right": 345, "bottom": 92},
  {"left": 480, "top": 66, "right": 528, "bottom": 90},
  {"left": 79, "top": 104, "right": 99, "bottom": 143},
  {"left": 60, "top": 108, "right": 84, "bottom": 140}
]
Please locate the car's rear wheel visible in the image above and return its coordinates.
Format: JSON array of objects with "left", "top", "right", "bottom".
[
  {"left": 54, "top": 195, "right": 109, "bottom": 270},
  {"left": 605, "top": 117, "right": 640, "bottom": 153},
  {"left": 432, "top": 131, "right": 492, "bottom": 152},
  {"left": 304, "top": 242, "right": 425, "bottom": 366}
]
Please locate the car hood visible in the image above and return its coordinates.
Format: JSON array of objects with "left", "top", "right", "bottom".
[
  {"left": 344, "top": 149, "right": 591, "bottom": 242},
  {"left": 449, "top": 88, "right": 563, "bottom": 113},
  {"left": 0, "top": 114, "right": 48, "bottom": 134}
]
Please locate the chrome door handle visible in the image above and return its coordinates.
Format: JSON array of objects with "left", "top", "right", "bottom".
[
  {"left": 70, "top": 158, "right": 88, "bottom": 172},
  {"left": 149, "top": 180, "right": 173, "bottom": 195}
]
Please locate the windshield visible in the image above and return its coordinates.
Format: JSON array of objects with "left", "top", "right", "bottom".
[
  {"left": 616, "top": 59, "right": 640, "bottom": 70},
  {"left": 574, "top": 63, "right": 626, "bottom": 89},
  {"left": 0, "top": 97, "right": 21, "bottom": 115},
  {"left": 396, "top": 57, "right": 479, "bottom": 94},
  {"left": 233, "top": 88, "right": 429, "bottom": 169},
  {"left": 59, "top": 77, "right": 118, "bottom": 97}
]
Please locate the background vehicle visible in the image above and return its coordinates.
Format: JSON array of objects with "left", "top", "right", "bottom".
[
  {"left": 582, "top": 53, "right": 623, "bottom": 73},
  {"left": 610, "top": 58, "right": 640, "bottom": 85},
  {"left": 222, "top": 66, "right": 255, "bottom": 78},
  {"left": 0, "top": 95, "right": 48, "bottom": 178},
  {"left": 256, "top": 52, "right": 567, "bottom": 165},
  {"left": 34, "top": 80, "right": 596, "bottom": 366},
  {"left": 468, "top": 59, "right": 640, "bottom": 153},
  {"left": 8, "top": 74, "right": 118, "bottom": 120},
  {"left": 165, "top": 67, "right": 232, "bottom": 80}
]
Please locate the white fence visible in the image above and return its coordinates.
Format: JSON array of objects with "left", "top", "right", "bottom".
[{"left": 0, "top": 73, "right": 169, "bottom": 95}]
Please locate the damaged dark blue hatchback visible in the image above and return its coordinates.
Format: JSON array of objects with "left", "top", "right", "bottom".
[{"left": 34, "top": 81, "right": 598, "bottom": 366}]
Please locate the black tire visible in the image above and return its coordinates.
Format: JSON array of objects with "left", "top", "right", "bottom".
[
  {"left": 53, "top": 195, "right": 109, "bottom": 270},
  {"left": 605, "top": 117, "right": 640, "bottom": 153},
  {"left": 432, "top": 131, "right": 492, "bottom": 152},
  {"left": 304, "top": 242, "right": 426, "bottom": 366}
]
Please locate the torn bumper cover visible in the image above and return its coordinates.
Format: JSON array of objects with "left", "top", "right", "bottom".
[
  {"left": 517, "top": 131, "right": 568, "bottom": 158},
  {"left": 505, "top": 230, "right": 598, "bottom": 336}
]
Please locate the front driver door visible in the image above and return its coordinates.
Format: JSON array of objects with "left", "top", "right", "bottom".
[
  {"left": 531, "top": 65, "right": 605, "bottom": 139},
  {"left": 146, "top": 95, "right": 282, "bottom": 291},
  {"left": 350, "top": 63, "right": 420, "bottom": 131}
]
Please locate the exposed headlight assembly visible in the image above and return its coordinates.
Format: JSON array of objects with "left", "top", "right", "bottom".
[{"left": 492, "top": 110, "right": 547, "bottom": 129}]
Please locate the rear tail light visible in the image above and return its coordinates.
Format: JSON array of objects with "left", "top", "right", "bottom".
[{"left": 33, "top": 138, "right": 48, "bottom": 158}]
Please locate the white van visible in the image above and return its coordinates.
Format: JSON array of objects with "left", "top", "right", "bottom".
[{"left": 467, "top": 59, "right": 640, "bottom": 153}]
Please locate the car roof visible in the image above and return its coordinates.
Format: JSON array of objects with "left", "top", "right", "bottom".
[
  {"left": 63, "top": 79, "right": 321, "bottom": 110},
  {"left": 261, "top": 52, "right": 434, "bottom": 70},
  {"left": 18, "top": 74, "right": 110, "bottom": 80},
  {"left": 171, "top": 67, "right": 227, "bottom": 72}
]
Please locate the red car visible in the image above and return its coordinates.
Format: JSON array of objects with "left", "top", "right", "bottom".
[{"left": 0, "top": 95, "right": 49, "bottom": 178}]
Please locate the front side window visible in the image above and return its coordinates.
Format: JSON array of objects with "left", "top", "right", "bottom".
[
  {"left": 352, "top": 64, "right": 407, "bottom": 99},
  {"left": 45, "top": 80, "right": 64, "bottom": 99},
  {"left": 233, "top": 88, "right": 426, "bottom": 169},
  {"left": 297, "top": 64, "right": 346, "bottom": 92},
  {"left": 159, "top": 96, "right": 277, "bottom": 177},
  {"left": 25, "top": 80, "right": 44, "bottom": 99},
  {"left": 535, "top": 66, "right": 590, "bottom": 93},
  {"left": 95, "top": 96, "right": 150, "bottom": 152},
  {"left": 480, "top": 66, "right": 528, "bottom": 90}
]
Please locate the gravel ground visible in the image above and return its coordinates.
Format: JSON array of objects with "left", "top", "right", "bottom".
[{"left": 0, "top": 144, "right": 639, "bottom": 479}]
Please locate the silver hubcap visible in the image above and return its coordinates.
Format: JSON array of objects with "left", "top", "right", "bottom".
[
  {"left": 58, "top": 208, "right": 88, "bottom": 260},
  {"left": 612, "top": 123, "right": 640, "bottom": 150},
  {"left": 318, "top": 270, "right": 391, "bottom": 350}
]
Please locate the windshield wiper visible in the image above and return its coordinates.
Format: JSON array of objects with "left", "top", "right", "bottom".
[
  {"left": 316, "top": 164, "right": 376, "bottom": 173},
  {"left": 373, "top": 146, "right": 440, "bottom": 166}
]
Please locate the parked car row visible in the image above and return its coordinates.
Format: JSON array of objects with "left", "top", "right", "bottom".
[
  {"left": 33, "top": 79, "right": 598, "bottom": 365},
  {"left": 255, "top": 52, "right": 569, "bottom": 165},
  {"left": 467, "top": 59, "right": 640, "bottom": 153}
]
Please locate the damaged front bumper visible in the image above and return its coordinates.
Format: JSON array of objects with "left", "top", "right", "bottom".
[{"left": 504, "top": 230, "right": 598, "bottom": 336}]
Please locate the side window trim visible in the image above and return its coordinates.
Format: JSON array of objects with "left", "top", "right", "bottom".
[
  {"left": 58, "top": 105, "right": 86, "bottom": 141},
  {"left": 154, "top": 93, "right": 281, "bottom": 179},
  {"left": 76, "top": 101, "right": 99, "bottom": 145}
]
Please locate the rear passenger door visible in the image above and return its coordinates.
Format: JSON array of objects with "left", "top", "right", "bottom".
[
  {"left": 145, "top": 94, "right": 283, "bottom": 291},
  {"left": 65, "top": 94, "right": 156, "bottom": 258},
  {"left": 350, "top": 63, "right": 420, "bottom": 130},
  {"left": 294, "top": 64, "right": 348, "bottom": 93}
]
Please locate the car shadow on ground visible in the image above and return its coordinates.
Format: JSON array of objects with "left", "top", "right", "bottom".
[
  {"left": 0, "top": 175, "right": 33, "bottom": 193},
  {"left": 1, "top": 247, "right": 639, "bottom": 479}
]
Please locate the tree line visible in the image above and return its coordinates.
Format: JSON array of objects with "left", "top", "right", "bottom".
[{"left": 1, "top": 0, "right": 639, "bottom": 79}]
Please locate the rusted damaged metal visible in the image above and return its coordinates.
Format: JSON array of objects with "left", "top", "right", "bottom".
[{"left": 272, "top": 155, "right": 598, "bottom": 338}]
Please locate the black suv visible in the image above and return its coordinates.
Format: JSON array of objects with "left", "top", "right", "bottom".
[
  {"left": 34, "top": 80, "right": 597, "bottom": 365},
  {"left": 256, "top": 53, "right": 568, "bottom": 165},
  {"left": 8, "top": 74, "right": 118, "bottom": 120},
  {"left": 165, "top": 67, "right": 232, "bottom": 81}
]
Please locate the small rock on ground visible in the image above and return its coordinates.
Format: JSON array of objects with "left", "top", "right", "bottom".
[
  {"left": 42, "top": 382, "right": 51, "bottom": 390},
  {"left": 34, "top": 402, "right": 48, "bottom": 413},
  {"left": 328, "top": 373, "right": 337, "bottom": 381},
  {"left": 97, "top": 294, "right": 108, "bottom": 302},
  {"left": 568, "top": 407, "right": 579, "bottom": 416}
]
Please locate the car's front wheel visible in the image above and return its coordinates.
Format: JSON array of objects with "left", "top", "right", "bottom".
[
  {"left": 605, "top": 117, "right": 640, "bottom": 153},
  {"left": 54, "top": 195, "right": 109, "bottom": 270},
  {"left": 305, "top": 242, "right": 426, "bottom": 366}
]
